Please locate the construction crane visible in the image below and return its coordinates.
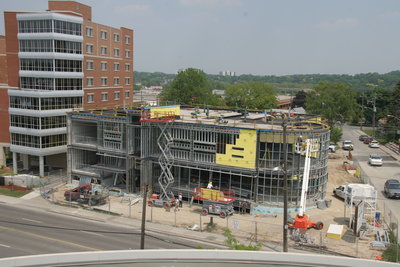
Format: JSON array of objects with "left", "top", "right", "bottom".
[{"left": 288, "top": 139, "right": 323, "bottom": 231}]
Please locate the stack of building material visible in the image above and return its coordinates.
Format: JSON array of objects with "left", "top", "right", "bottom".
[{"left": 326, "top": 224, "right": 344, "bottom": 239}]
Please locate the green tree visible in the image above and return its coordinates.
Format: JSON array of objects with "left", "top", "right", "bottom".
[
  {"left": 160, "top": 68, "right": 216, "bottom": 105},
  {"left": 306, "top": 82, "right": 359, "bottom": 127},
  {"left": 224, "top": 81, "right": 277, "bottom": 109},
  {"left": 330, "top": 127, "right": 343, "bottom": 144}
]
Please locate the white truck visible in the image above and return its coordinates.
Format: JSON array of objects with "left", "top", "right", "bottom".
[{"left": 342, "top": 140, "right": 354, "bottom": 151}]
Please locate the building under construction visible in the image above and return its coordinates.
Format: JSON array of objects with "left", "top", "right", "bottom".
[{"left": 67, "top": 105, "right": 330, "bottom": 207}]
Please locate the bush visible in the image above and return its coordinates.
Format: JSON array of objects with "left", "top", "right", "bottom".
[{"left": 223, "top": 228, "right": 262, "bottom": 251}]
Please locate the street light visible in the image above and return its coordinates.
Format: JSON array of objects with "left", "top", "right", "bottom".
[
  {"left": 387, "top": 115, "right": 400, "bottom": 154},
  {"left": 282, "top": 117, "right": 288, "bottom": 252}
]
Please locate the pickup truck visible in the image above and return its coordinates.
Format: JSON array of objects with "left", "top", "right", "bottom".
[{"left": 64, "top": 184, "right": 106, "bottom": 206}]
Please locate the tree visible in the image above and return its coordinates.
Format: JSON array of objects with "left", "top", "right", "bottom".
[
  {"left": 160, "top": 68, "right": 216, "bottom": 105},
  {"left": 330, "top": 128, "right": 343, "bottom": 144},
  {"left": 224, "top": 81, "right": 277, "bottom": 109},
  {"left": 306, "top": 82, "right": 359, "bottom": 127},
  {"left": 291, "top": 90, "right": 307, "bottom": 108}
]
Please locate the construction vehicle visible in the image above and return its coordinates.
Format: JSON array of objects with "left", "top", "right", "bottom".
[
  {"left": 147, "top": 192, "right": 177, "bottom": 209},
  {"left": 194, "top": 186, "right": 235, "bottom": 218},
  {"left": 288, "top": 139, "right": 324, "bottom": 231},
  {"left": 64, "top": 184, "right": 107, "bottom": 206}
]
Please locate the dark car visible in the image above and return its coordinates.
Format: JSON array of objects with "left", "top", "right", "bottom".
[
  {"left": 359, "top": 135, "right": 369, "bottom": 141},
  {"left": 363, "top": 137, "right": 373, "bottom": 144},
  {"left": 384, "top": 179, "right": 400, "bottom": 199}
]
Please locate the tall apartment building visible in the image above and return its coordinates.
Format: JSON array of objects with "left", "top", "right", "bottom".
[{"left": 1, "top": 1, "right": 134, "bottom": 176}]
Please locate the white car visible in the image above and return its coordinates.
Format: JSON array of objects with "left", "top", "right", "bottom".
[
  {"left": 368, "top": 154, "right": 383, "bottom": 166},
  {"left": 369, "top": 141, "right": 380, "bottom": 148}
]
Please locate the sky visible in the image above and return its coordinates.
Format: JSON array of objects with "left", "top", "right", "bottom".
[{"left": 1, "top": 0, "right": 400, "bottom": 76}]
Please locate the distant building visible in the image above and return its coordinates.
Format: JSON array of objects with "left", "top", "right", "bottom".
[
  {"left": 1, "top": 0, "right": 134, "bottom": 176},
  {"left": 219, "top": 71, "right": 236, "bottom": 77}
]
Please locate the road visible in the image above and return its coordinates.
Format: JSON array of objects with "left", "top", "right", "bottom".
[
  {"left": 342, "top": 125, "right": 400, "bottom": 222},
  {"left": 0, "top": 203, "right": 219, "bottom": 258}
]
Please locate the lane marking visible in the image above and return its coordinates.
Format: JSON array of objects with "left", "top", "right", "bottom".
[
  {"left": 0, "top": 244, "right": 11, "bottom": 248},
  {"left": 0, "top": 225, "right": 99, "bottom": 251},
  {"left": 80, "top": 230, "right": 105, "bottom": 237},
  {"left": 21, "top": 218, "right": 42, "bottom": 224}
]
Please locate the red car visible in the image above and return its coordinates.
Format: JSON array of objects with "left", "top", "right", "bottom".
[{"left": 363, "top": 137, "right": 373, "bottom": 144}]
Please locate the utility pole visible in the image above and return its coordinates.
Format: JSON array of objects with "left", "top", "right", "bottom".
[
  {"left": 140, "top": 184, "right": 148, "bottom": 249},
  {"left": 371, "top": 93, "right": 377, "bottom": 137},
  {"left": 282, "top": 118, "right": 288, "bottom": 252}
]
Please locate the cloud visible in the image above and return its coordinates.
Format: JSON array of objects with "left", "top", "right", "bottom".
[
  {"left": 315, "top": 18, "right": 359, "bottom": 30},
  {"left": 180, "top": 0, "right": 241, "bottom": 7},
  {"left": 114, "top": 4, "right": 150, "bottom": 14},
  {"left": 378, "top": 11, "right": 400, "bottom": 21}
]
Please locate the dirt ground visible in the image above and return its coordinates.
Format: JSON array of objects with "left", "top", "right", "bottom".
[{"left": 52, "top": 149, "right": 384, "bottom": 260}]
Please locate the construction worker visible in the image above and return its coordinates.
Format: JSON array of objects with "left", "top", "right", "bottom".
[
  {"left": 207, "top": 181, "right": 213, "bottom": 189},
  {"left": 178, "top": 193, "right": 183, "bottom": 207}
]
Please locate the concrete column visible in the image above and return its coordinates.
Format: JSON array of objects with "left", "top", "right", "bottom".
[
  {"left": 12, "top": 152, "right": 17, "bottom": 174},
  {"left": 0, "top": 145, "right": 6, "bottom": 167},
  {"left": 39, "top": 156, "right": 44, "bottom": 177},
  {"left": 22, "top": 154, "right": 29, "bottom": 170}
]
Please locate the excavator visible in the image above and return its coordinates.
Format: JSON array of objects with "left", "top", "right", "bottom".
[{"left": 288, "top": 139, "right": 323, "bottom": 231}]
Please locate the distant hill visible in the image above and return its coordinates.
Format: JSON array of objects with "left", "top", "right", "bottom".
[{"left": 134, "top": 70, "right": 400, "bottom": 92}]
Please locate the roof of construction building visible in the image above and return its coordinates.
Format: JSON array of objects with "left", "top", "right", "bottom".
[{"left": 69, "top": 105, "right": 329, "bottom": 132}]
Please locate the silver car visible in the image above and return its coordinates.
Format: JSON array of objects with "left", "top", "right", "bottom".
[
  {"left": 368, "top": 154, "right": 383, "bottom": 166},
  {"left": 369, "top": 141, "right": 380, "bottom": 148},
  {"left": 384, "top": 179, "right": 400, "bottom": 199}
]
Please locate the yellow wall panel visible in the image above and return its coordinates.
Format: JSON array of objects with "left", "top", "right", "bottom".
[
  {"left": 147, "top": 105, "right": 180, "bottom": 119},
  {"left": 216, "top": 129, "right": 257, "bottom": 169}
]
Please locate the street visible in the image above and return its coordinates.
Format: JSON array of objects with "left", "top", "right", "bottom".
[
  {"left": 0, "top": 203, "right": 218, "bottom": 258},
  {"left": 342, "top": 125, "right": 400, "bottom": 220}
]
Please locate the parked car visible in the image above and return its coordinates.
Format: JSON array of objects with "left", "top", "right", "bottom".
[
  {"left": 333, "top": 184, "right": 347, "bottom": 199},
  {"left": 363, "top": 137, "right": 373, "bottom": 144},
  {"left": 369, "top": 141, "right": 380, "bottom": 148},
  {"left": 384, "top": 179, "right": 400, "bottom": 199},
  {"left": 359, "top": 135, "right": 369, "bottom": 141},
  {"left": 368, "top": 154, "right": 383, "bottom": 166},
  {"left": 342, "top": 140, "right": 353, "bottom": 151},
  {"left": 328, "top": 144, "right": 336, "bottom": 153}
]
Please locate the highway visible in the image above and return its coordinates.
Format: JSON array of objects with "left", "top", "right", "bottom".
[
  {"left": 342, "top": 125, "right": 400, "bottom": 221},
  {"left": 0, "top": 203, "right": 219, "bottom": 258}
]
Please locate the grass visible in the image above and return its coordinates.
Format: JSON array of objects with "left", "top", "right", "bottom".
[{"left": 0, "top": 187, "right": 31, "bottom": 197}]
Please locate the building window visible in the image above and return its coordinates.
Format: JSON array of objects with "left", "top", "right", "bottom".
[
  {"left": 101, "top": 47, "right": 107, "bottom": 56},
  {"left": 113, "top": 48, "right": 119, "bottom": 57},
  {"left": 125, "top": 78, "right": 130, "bottom": 85},
  {"left": 101, "top": 78, "right": 108, "bottom": 86},
  {"left": 101, "top": 62, "right": 107, "bottom": 71},
  {"left": 125, "top": 90, "right": 130, "bottom": 98},
  {"left": 114, "top": 91, "right": 120, "bottom": 100},
  {"left": 101, "top": 30, "right": 107, "bottom": 40},
  {"left": 86, "top": 27, "right": 93, "bottom": 37},
  {"left": 125, "top": 36, "right": 130, "bottom": 44},
  {"left": 114, "top": 77, "right": 120, "bottom": 85},
  {"left": 87, "top": 77, "right": 94, "bottom": 86},
  {"left": 125, "top": 64, "right": 130, "bottom": 72},
  {"left": 114, "top": 63, "right": 119, "bottom": 71},
  {"left": 125, "top": 50, "right": 130, "bottom": 58},
  {"left": 87, "top": 94, "right": 94, "bottom": 103},
  {"left": 114, "top": 33, "right": 119, "bottom": 42},
  {"left": 86, "top": 61, "right": 93, "bottom": 70},
  {"left": 86, "top": 44, "right": 93, "bottom": 54},
  {"left": 101, "top": 92, "right": 108, "bottom": 101}
]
